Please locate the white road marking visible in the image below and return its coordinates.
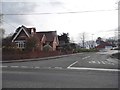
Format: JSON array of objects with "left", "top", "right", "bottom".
[
  {"left": 11, "top": 66, "right": 19, "bottom": 68},
  {"left": 104, "top": 61, "right": 114, "bottom": 65},
  {"left": 101, "top": 61, "right": 105, "bottom": 64},
  {"left": 88, "top": 61, "right": 92, "bottom": 63},
  {"left": 54, "top": 67, "right": 62, "bottom": 69},
  {"left": 34, "top": 66, "right": 40, "bottom": 69},
  {"left": 21, "top": 66, "right": 28, "bottom": 68},
  {"left": 107, "top": 61, "right": 115, "bottom": 65},
  {"left": 89, "top": 60, "right": 115, "bottom": 65},
  {"left": 82, "top": 56, "right": 90, "bottom": 60},
  {"left": 68, "top": 67, "right": 120, "bottom": 72},
  {"left": 91, "top": 61, "right": 96, "bottom": 64},
  {"left": 48, "top": 67, "right": 51, "bottom": 69},
  {"left": 111, "top": 63, "right": 115, "bottom": 65},
  {"left": 67, "top": 61, "right": 78, "bottom": 68},
  {"left": 97, "top": 61, "right": 101, "bottom": 64},
  {"left": 104, "top": 61, "right": 108, "bottom": 63},
  {"left": 0, "top": 66, "right": 8, "bottom": 68},
  {"left": 42, "top": 67, "right": 50, "bottom": 69}
]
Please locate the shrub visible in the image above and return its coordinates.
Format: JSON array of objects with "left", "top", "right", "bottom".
[
  {"left": 2, "top": 47, "right": 22, "bottom": 54},
  {"left": 43, "top": 44, "right": 53, "bottom": 52},
  {"left": 25, "top": 36, "right": 38, "bottom": 51}
]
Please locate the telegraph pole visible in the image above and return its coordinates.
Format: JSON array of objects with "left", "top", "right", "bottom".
[
  {"left": 0, "top": 14, "right": 3, "bottom": 27},
  {"left": 0, "top": 13, "right": 4, "bottom": 38},
  {"left": 0, "top": 1, "right": 5, "bottom": 38}
]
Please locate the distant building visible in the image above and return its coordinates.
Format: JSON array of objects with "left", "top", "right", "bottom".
[
  {"left": 96, "top": 41, "right": 113, "bottom": 50},
  {"left": 11, "top": 25, "right": 59, "bottom": 51}
]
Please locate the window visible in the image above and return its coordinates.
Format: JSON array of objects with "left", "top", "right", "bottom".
[{"left": 16, "top": 41, "right": 25, "bottom": 49}]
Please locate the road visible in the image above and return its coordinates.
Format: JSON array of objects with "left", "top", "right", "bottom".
[{"left": 1, "top": 51, "right": 119, "bottom": 88}]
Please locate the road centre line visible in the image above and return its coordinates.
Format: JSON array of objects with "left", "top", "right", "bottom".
[
  {"left": 11, "top": 66, "right": 19, "bottom": 68},
  {"left": 34, "top": 66, "right": 40, "bottom": 69},
  {"left": 1, "top": 65, "right": 63, "bottom": 70},
  {"left": 0, "top": 66, "right": 8, "bottom": 68},
  {"left": 1, "top": 65, "right": 119, "bottom": 72},
  {"left": 21, "top": 66, "right": 28, "bottom": 68},
  {"left": 54, "top": 67, "right": 62, "bottom": 69},
  {"left": 67, "top": 61, "right": 78, "bottom": 68},
  {"left": 68, "top": 67, "right": 120, "bottom": 72}
]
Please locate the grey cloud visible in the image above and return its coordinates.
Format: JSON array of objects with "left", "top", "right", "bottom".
[
  {"left": 48, "top": 0, "right": 64, "bottom": 7},
  {"left": 2, "top": 2, "right": 37, "bottom": 25},
  {"left": 2, "top": 2, "right": 36, "bottom": 14}
]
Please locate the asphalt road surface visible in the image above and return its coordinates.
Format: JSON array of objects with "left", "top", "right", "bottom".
[{"left": 1, "top": 52, "right": 119, "bottom": 88}]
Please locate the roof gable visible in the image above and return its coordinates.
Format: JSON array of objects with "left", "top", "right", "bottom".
[{"left": 12, "top": 26, "right": 30, "bottom": 42}]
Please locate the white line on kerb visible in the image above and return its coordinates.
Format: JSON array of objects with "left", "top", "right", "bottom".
[
  {"left": 68, "top": 67, "right": 120, "bottom": 72},
  {"left": 67, "top": 61, "right": 78, "bottom": 68}
]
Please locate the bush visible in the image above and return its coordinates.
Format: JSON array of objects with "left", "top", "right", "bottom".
[
  {"left": 2, "top": 47, "right": 22, "bottom": 54},
  {"left": 25, "top": 36, "right": 38, "bottom": 51},
  {"left": 43, "top": 44, "right": 53, "bottom": 52}
]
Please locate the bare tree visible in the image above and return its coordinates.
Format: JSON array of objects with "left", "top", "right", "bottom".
[{"left": 79, "top": 32, "right": 86, "bottom": 48}]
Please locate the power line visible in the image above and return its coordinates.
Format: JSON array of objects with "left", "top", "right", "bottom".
[
  {"left": 2, "top": 9, "right": 118, "bottom": 15},
  {"left": 2, "top": 20, "right": 16, "bottom": 29}
]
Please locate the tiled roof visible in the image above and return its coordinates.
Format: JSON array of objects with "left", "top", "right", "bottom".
[
  {"left": 36, "top": 31, "right": 57, "bottom": 42},
  {"left": 96, "top": 42, "right": 113, "bottom": 48},
  {"left": 12, "top": 25, "right": 57, "bottom": 42}
]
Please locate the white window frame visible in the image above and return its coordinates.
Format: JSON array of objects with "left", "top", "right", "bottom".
[{"left": 15, "top": 41, "right": 26, "bottom": 49}]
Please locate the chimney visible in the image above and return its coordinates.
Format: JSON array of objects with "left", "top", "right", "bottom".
[{"left": 31, "top": 28, "right": 36, "bottom": 36}]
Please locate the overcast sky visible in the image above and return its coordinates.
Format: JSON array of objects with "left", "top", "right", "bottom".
[{"left": 1, "top": 0, "right": 119, "bottom": 42}]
